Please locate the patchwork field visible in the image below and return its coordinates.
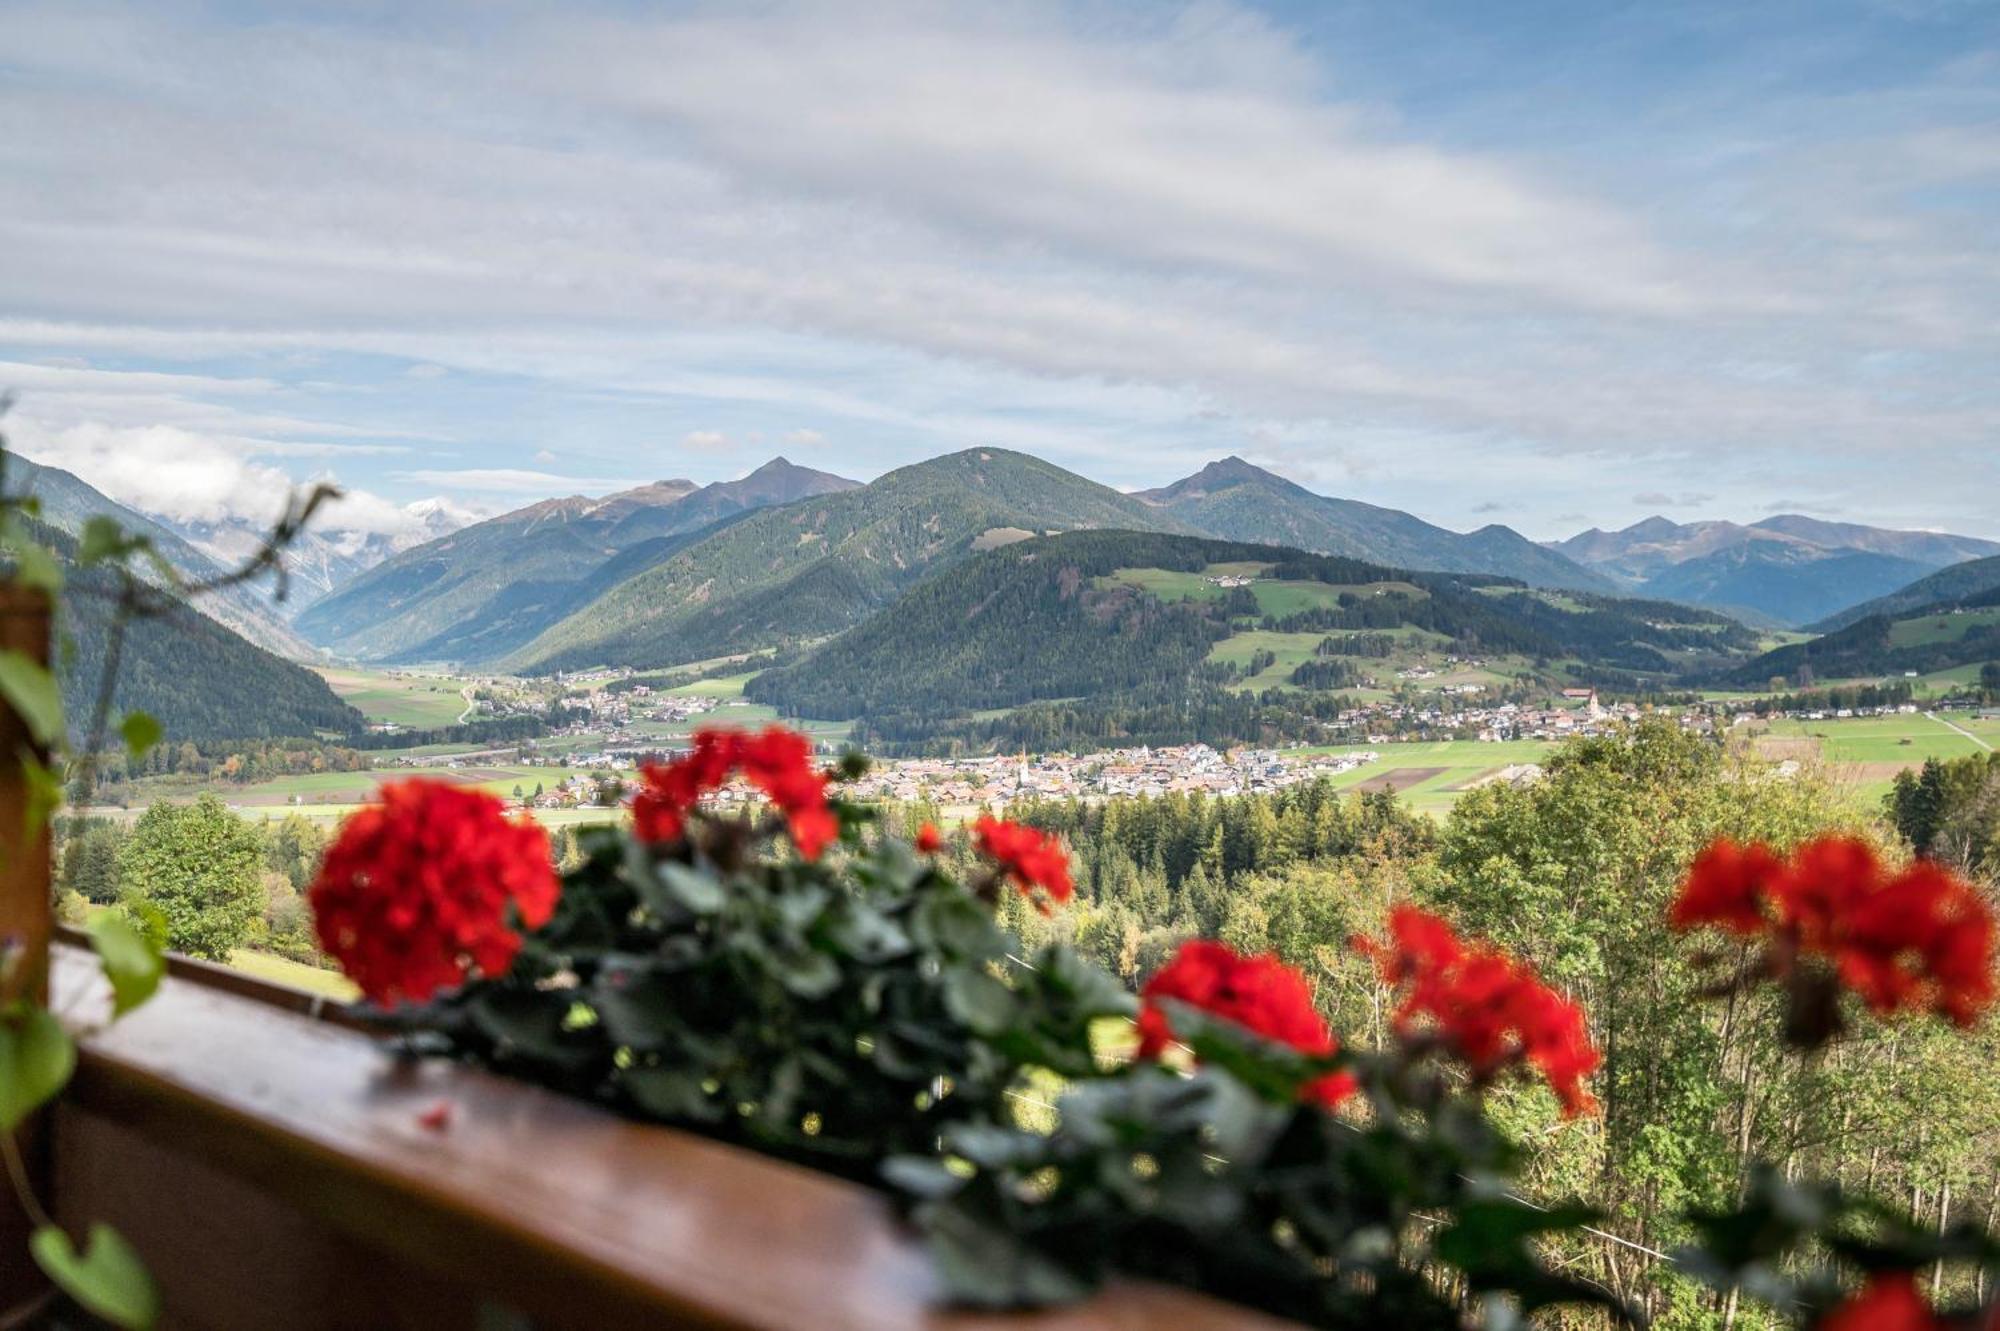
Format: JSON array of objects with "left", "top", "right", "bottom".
[
  {"left": 316, "top": 667, "right": 471, "bottom": 729},
  {"left": 1298, "top": 739, "right": 1558, "bottom": 814},
  {"left": 1746, "top": 711, "right": 1994, "bottom": 806}
]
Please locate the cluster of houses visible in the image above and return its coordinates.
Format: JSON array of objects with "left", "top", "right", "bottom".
[{"left": 841, "top": 744, "right": 1379, "bottom": 806}]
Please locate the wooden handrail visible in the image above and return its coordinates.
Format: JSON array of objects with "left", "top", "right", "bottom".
[
  {"left": 51, "top": 945, "right": 1293, "bottom": 1330},
  {"left": 0, "top": 584, "right": 52, "bottom": 1313}
]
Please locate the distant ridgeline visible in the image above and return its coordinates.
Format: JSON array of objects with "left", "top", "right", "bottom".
[{"left": 747, "top": 530, "right": 1756, "bottom": 753}]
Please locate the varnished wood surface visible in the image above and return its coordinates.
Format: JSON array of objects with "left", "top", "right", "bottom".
[
  {"left": 51, "top": 946, "right": 1295, "bottom": 1330},
  {"left": 1, "top": 586, "right": 53, "bottom": 1315}
]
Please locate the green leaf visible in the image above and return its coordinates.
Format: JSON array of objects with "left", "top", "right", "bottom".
[
  {"left": 0, "top": 1005, "right": 76, "bottom": 1132},
  {"left": 923, "top": 1204, "right": 1096, "bottom": 1308},
  {"left": 592, "top": 969, "right": 680, "bottom": 1048},
  {"left": 942, "top": 967, "right": 1015, "bottom": 1035},
  {"left": 119, "top": 711, "right": 163, "bottom": 761},
  {"left": 19, "top": 751, "right": 61, "bottom": 840},
  {"left": 77, "top": 516, "right": 132, "bottom": 565},
  {"left": 0, "top": 648, "right": 64, "bottom": 747},
  {"left": 657, "top": 861, "right": 725, "bottom": 914},
  {"left": 87, "top": 912, "right": 165, "bottom": 1017},
  {"left": 31, "top": 1223, "right": 160, "bottom": 1329},
  {"left": 4, "top": 539, "right": 62, "bottom": 595},
  {"left": 621, "top": 1065, "right": 727, "bottom": 1123},
  {"left": 881, "top": 1155, "right": 965, "bottom": 1201}
]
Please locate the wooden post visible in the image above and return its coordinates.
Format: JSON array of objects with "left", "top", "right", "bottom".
[{"left": 0, "top": 583, "right": 53, "bottom": 1310}]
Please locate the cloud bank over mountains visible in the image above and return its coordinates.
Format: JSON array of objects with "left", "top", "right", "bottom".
[{"left": 0, "top": 0, "right": 1994, "bottom": 537}]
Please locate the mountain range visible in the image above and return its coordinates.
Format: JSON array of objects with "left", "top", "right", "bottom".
[
  {"left": 294, "top": 451, "right": 1628, "bottom": 672},
  {"left": 280, "top": 449, "right": 2000, "bottom": 677},
  {"left": 165, "top": 497, "right": 475, "bottom": 611},
  {"left": 1550, "top": 515, "right": 2000, "bottom": 628},
  {"left": 296, "top": 457, "right": 859, "bottom": 666},
  {"left": 1134, "top": 457, "right": 1613, "bottom": 593}
]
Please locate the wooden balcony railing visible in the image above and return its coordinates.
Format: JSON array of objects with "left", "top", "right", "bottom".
[
  {"left": 42, "top": 944, "right": 1298, "bottom": 1330},
  {"left": 2, "top": 590, "right": 1290, "bottom": 1330}
]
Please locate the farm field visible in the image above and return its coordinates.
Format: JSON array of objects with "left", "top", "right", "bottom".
[
  {"left": 1296, "top": 739, "right": 1558, "bottom": 815},
  {"left": 1747, "top": 711, "right": 1993, "bottom": 806},
  {"left": 317, "top": 666, "right": 471, "bottom": 729}
]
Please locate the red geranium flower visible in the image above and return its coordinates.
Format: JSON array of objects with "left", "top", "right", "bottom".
[
  {"left": 311, "top": 779, "right": 559, "bottom": 1007},
  {"left": 1671, "top": 836, "right": 1996, "bottom": 1030},
  {"left": 1670, "top": 839, "right": 1785, "bottom": 934},
  {"left": 1769, "top": 836, "right": 1883, "bottom": 951},
  {"left": 1137, "top": 940, "right": 1356, "bottom": 1108},
  {"left": 915, "top": 823, "right": 944, "bottom": 854},
  {"left": 972, "top": 816, "right": 1074, "bottom": 910},
  {"left": 631, "top": 726, "right": 840, "bottom": 860},
  {"left": 1818, "top": 1272, "right": 1941, "bottom": 1331},
  {"left": 1358, "top": 906, "right": 1600, "bottom": 1117},
  {"left": 1836, "top": 860, "right": 1996, "bottom": 1026}
]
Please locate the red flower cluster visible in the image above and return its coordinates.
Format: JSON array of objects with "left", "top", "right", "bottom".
[
  {"left": 631, "top": 726, "right": 839, "bottom": 860},
  {"left": 971, "top": 816, "right": 1074, "bottom": 910},
  {"left": 915, "top": 822, "right": 944, "bottom": 854},
  {"left": 310, "top": 779, "right": 560, "bottom": 1007},
  {"left": 1137, "top": 940, "right": 1356, "bottom": 1108},
  {"left": 1358, "top": 907, "right": 1601, "bottom": 1117},
  {"left": 1671, "top": 836, "right": 1996, "bottom": 1026},
  {"left": 1818, "top": 1273, "right": 1942, "bottom": 1331}
]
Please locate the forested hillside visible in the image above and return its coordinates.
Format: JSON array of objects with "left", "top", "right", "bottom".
[
  {"left": 1722, "top": 590, "right": 2000, "bottom": 686},
  {"left": 1134, "top": 457, "right": 1612, "bottom": 592},
  {"left": 750, "top": 529, "right": 1756, "bottom": 750},
  {"left": 29, "top": 522, "right": 365, "bottom": 742},
  {"left": 504, "top": 449, "right": 1199, "bottom": 674},
  {"left": 297, "top": 458, "right": 854, "bottom": 663},
  {"left": 1809, "top": 553, "right": 2000, "bottom": 633}
]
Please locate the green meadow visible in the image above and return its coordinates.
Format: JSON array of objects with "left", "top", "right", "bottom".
[{"left": 316, "top": 666, "right": 471, "bottom": 729}]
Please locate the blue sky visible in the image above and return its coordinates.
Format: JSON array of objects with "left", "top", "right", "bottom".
[{"left": 1, "top": 0, "right": 1995, "bottom": 542}]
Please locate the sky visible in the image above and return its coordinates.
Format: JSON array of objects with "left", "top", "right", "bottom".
[{"left": 1, "top": 0, "right": 1996, "bottom": 544}]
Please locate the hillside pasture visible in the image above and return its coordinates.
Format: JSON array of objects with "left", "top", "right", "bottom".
[
  {"left": 1206, "top": 631, "right": 1325, "bottom": 691},
  {"left": 1886, "top": 606, "right": 2000, "bottom": 649},
  {"left": 316, "top": 667, "right": 470, "bottom": 729}
]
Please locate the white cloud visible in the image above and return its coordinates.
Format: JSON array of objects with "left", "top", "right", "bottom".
[
  {"left": 783, "top": 428, "right": 826, "bottom": 448},
  {"left": 682, "top": 430, "right": 731, "bottom": 452},
  {"left": 0, "top": 2, "right": 1992, "bottom": 537},
  {"left": 392, "top": 467, "right": 641, "bottom": 493}
]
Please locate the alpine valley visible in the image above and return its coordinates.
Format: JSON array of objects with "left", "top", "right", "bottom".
[{"left": 16, "top": 443, "right": 2000, "bottom": 754}]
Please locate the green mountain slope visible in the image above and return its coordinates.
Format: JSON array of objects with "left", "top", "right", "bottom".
[
  {"left": 502, "top": 449, "right": 1201, "bottom": 673},
  {"left": 4, "top": 452, "right": 314, "bottom": 659},
  {"left": 1134, "top": 458, "right": 1613, "bottom": 593},
  {"left": 297, "top": 458, "right": 855, "bottom": 663},
  {"left": 1808, "top": 555, "right": 2000, "bottom": 634},
  {"left": 1639, "top": 545, "right": 1935, "bottom": 629},
  {"left": 9, "top": 520, "right": 364, "bottom": 742},
  {"left": 748, "top": 530, "right": 1756, "bottom": 747}
]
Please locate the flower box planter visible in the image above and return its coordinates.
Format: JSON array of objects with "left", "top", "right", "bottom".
[{"left": 43, "top": 943, "right": 1293, "bottom": 1331}]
